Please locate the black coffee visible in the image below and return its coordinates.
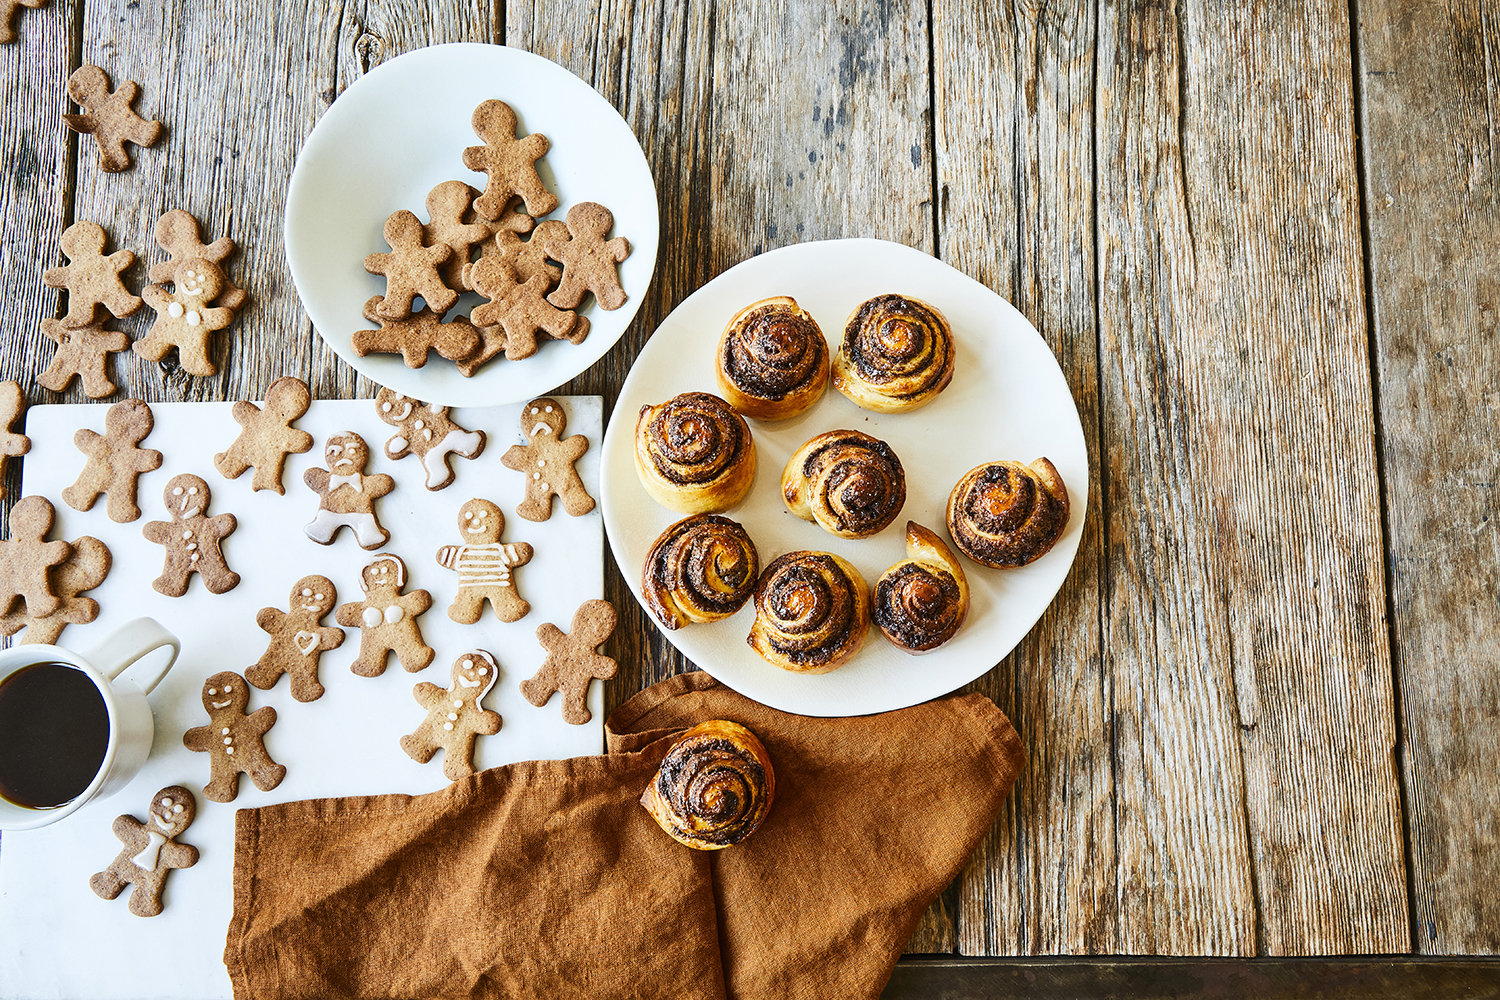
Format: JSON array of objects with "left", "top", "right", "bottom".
[{"left": 0, "top": 662, "right": 111, "bottom": 808}]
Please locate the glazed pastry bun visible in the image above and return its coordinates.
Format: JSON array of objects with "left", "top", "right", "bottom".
[
  {"left": 781, "top": 429, "right": 906, "bottom": 539},
  {"left": 640, "top": 720, "right": 775, "bottom": 850},
  {"left": 641, "top": 514, "right": 760, "bottom": 630},
  {"left": 747, "top": 550, "right": 869, "bottom": 674},
  {"left": 873, "top": 522, "right": 970, "bottom": 653},
  {"left": 946, "top": 457, "right": 1070, "bottom": 568},
  {"left": 634, "top": 391, "right": 756, "bottom": 514},
  {"left": 715, "top": 296, "right": 829, "bottom": 420},
  {"left": 831, "top": 293, "right": 955, "bottom": 413}
]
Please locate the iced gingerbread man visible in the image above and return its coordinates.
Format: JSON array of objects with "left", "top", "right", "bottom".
[
  {"left": 500, "top": 397, "right": 594, "bottom": 521},
  {"left": 141, "top": 474, "right": 239, "bottom": 596},
  {"left": 134, "top": 258, "right": 236, "bottom": 377},
  {"left": 434, "top": 498, "right": 533, "bottom": 624},
  {"left": 303, "top": 431, "right": 393, "bottom": 550},
  {"left": 375, "top": 387, "right": 486, "bottom": 491},
  {"left": 182, "top": 672, "right": 285, "bottom": 803},
  {"left": 89, "top": 785, "right": 199, "bottom": 917},
  {"left": 335, "top": 554, "right": 434, "bottom": 677},
  {"left": 245, "top": 574, "right": 344, "bottom": 702},
  {"left": 400, "top": 650, "right": 503, "bottom": 781}
]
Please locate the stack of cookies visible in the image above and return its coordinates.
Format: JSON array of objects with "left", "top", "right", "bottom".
[{"left": 356, "top": 99, "right": 632, "bottom": 378}]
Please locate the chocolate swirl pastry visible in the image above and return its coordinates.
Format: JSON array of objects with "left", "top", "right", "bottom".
[
  {"left": 634, "top": 391, "right": 757, "bottom": 514},
  {"left": 715, "top": 296, "right": 830, "bottom": 421},
  {"left": 747, "top": 550, "right": 869, "bottom": 674},
  {"left": 832, "top": 294, "right": 956, "bottom": 413},
  {"left": 874, "top": 522, "right": 970, "bottom": 653},
  {"left": 642, "top": 514, "right": 760, "bottom": 630},
  {"left": 781, "top": 429, "right": 906, "bottom": 539},
  {"left": 640, "top": 719, "right": 775, "bottom": 851},
  {"left": 947, "top": 458, "right": 1070, "bottom": 568}
]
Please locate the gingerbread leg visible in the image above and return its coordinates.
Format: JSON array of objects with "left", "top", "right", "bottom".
[
  {"left": 287, "top": 667, "right": 324, "bottom": 704},
  {"left": 350, "top": 639, "right": 394, "bottom": 677},
  {"left": 153, "top": 565, "right": 191, "bottom": 598},
  {"left": 562, "top": 682, "right": 592, "bottom": 726},
  {"left": 201, "top": 559, "right": 240, "bottom": 595},
  {"left": 89, "top": 869, "right": 128, "bottom": 901},
  {"left": 395, "top": 637, "right": 434, "bottom": 673},
  {"left": 487, "top": 587, "right": 529, "bottom": 624},
  {"left": 249, "top": 759, "right": 286, "bottom": 792},
  {"left": 350, "top": 513, "right": 389, "bottom": 550},
  {"left": 441, "top": 736, "right": 478, "bottom": 782},
  {"left": 400, "top": 733, "right": 438, "bottom": 764},
  {"left": 204, "top": 766, "right": 241, "bottom": 804},
  {"left": 127, "top": 873, "right": 168, "bottom": 917},
  {"left": 244, "top": 661, "right": 284, "bottom": 691},
  {"left": 447, "top": 590, "right": 486, "bottom": 625},
  {"left": 177, "top": 339, "right": 216, "bottom": 378}
]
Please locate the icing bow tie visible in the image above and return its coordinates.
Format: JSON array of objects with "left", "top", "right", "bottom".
[{"left": 329, "top": 474, "right": 363, "bottom": 492}]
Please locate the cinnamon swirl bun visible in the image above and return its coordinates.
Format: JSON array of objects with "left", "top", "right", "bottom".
[
  {"left": 946, "top": 458, "right": 1070, "bottom": 568},
  {"left": 715, "top": 296, "right": 830, "bottom": 420},
  {"left": 832, "top": 294, "right": 956, "bottom": 413},
  {"left": 642, "top": 514, "right": 760, "bottom": 630},
  {"left": 634, "top": 392, "right": 757, "bottom": 514},
  {"left": 874, "top": 522, "right": 970, "bottom": 653},
  {"left": 747, "top": 550, "right": 869, "bottom": 673},
  {"left": 640, "top": 719, "right": 776, "bottom": 850},
  {"left": 781, "top": 429, "right": 906, "bottom": 539}
]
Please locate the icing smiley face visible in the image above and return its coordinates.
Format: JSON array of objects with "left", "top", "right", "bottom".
[
  {"left": 376, "top": 387, "right": 414, "bottom": 424},
  {"left": 453, "top": 651, "right": 498, "bottom": 697},
  {"left": 290, "top": 574, "right": 336, "bottom": 616},
  {"left": 360, "top": 554, "right": 408, "bottom": 596},
  {"left": 520, "top": 400, "right": 566, "bottom": 440},
  {"left": 458, "top": 498, "right": 504, "bottom": 543},
  {"left": 325, "top": 432, "right": 370, "bottom": 474},
  {"left": 148, "top": 785, "right": 196, "bottom": 838},
  {"left": 163, "top": 473, "right": 210, "bottom": 518},
  {"left": 202, "top": 671, "right": 248, "bottom": 714}
]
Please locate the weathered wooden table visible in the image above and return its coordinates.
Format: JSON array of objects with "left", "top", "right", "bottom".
[{"left": 2, "top": 0, "right": 1496, "bottom": 993}]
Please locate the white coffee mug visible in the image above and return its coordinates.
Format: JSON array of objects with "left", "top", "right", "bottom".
[{"left": 0, "top": 617, "right": 179, "bottom": 831}]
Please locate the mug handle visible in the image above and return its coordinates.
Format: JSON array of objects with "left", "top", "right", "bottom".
[{"left": 82, "top": 617, "right": 181, "bottom": 695}]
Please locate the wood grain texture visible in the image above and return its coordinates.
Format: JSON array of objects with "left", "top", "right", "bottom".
[
  {"left": 933, "top": 0, "right": 1113, "bottom": 957},
  {"left": 1356, "top": 0, "right": 1500, "bottom": 955}
]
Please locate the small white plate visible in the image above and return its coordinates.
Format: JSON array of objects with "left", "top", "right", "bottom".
[
  {"left": 285, "top": 43, "right": 659, "bottom": 406},
  {"left": 601, "top": 239, "right": 1087, "bottom": 717}
]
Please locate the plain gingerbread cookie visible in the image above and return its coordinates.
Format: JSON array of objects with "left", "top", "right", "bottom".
[
  {"left": 214, "top": 376, "right": 314, "bottom": 494},
  {"left": 62, "top": 398, "right": 162, "bottom": 523},
  {"left": 520, "top": 600, "right": 618, "bottom": 725}
]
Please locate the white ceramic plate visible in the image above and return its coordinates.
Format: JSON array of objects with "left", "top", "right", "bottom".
[
  {"left": 601, "top": 239, "right": 1087, "bottom": 717},
  {"left": 285, "top": 43, "right": 659, "bottom": 406}
]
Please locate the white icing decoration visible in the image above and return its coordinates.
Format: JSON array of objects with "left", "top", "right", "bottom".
[
  {"left": 384, "top": 605, "right": 404, "bottom": 624},
  {"left": 132, "top": 831, "right": 169, "bottom": 871},
  {"left": 168, "top": 302, "right": 184, "bottom": 318},
  {"left": 186, "top": 310, "right": 201, "bottom": 326},
  {"left": 362, "top": 607, "right": 381, "bottom": 628},
  {"left": 295, "top": 630, "right": 318, "bottom": 656}
]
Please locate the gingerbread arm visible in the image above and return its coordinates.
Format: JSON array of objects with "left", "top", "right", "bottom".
[
  {"left": 405, "top": 589, "right": 433, "bottom": 617},
  {"left": 435, "top": 544, "right": 460, "bottom": 570},
  {"left": 334, "top": 602, "right": 362, "bottom": 628},
  {"left": 304, "top": 467, "right": 330, "bottom": 493},
  {"left": 207, "top": 512, "right": 237, "bottom": 540},
  {"left": 412, "top": 681, "right": 443, "bottom": 708},
  {"left": 202, "top": 305, "right": 236, "bottom": 331},
  {"left": 608, "top": 237, "right": 631, "bottom": 263},
  {"left": 230, "top": 400, "right": 261, "bottom": 429},
  {"left": 112, "top": 813, "right": 145, "bottom": 845},
  {"left": 245, "top": 705, "right": 277, "bottom": 737},
  {"left": 561, "top": 434, "right": 589, "bottom": 463},
  {"left": 384, "top": 434, "right": 412, "bottom": 461},
  {"left": 318, "top": 624, "right": 345, "bottom": 650},
  {"left": 477, "top": 709, "right": 503, "bottom": 736},
  {"left": 128, "top": 445, "right": 164, "bottom": 475},
  {"left": 255, "top": 607, "right": 285, "bottom": 634},
  {"left": 140, "top": 283, "right": 171, "bottom": 312},
  {"left": 499, "top": 444, "right": 530, "bottom": 472},
  {"left": 366, "top": 473, "right": 395, "bottom": 500},
  {"left": 158, "top": 841, "right": 199, "bottom": 871},
  {"left": 536, "top": 622, "right": 565, "bottom": 651},
  {"left": 510, "top": 542, "right": 535, "bottom": 568},
  {"left": 182, "top": 724, "right": 216, "bottom": 752},
  {"left": 140, "top": 519, "right": 172, "bottom": 544}
]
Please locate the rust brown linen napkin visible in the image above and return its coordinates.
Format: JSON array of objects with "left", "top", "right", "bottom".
[{"left": 225, "top": 672, "right": 1024, "bottom": 1000}]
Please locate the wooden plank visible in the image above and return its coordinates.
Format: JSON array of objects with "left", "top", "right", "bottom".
[
  {"left": 882, "top": 957, "right": 1500, "bottom": 1000},
  {"left": 1355, "top": 0, "right": 1500, "bottom": 955},
  {"left": 932, "top": 0, "right": 1112, "bottom": 957}
]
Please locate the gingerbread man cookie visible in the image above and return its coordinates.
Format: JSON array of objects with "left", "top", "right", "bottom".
[
  {"left": 149, "top": 209, "right": 248, "bottom": 312},
  {"left": 364, "top": 210, "right": 455, "bottom": 320},
  {"left": 43, "top": 220, "right": 141, "bottom": 327},
  {"left": 472, "top": 225, "right": 561, "bottom": 290},
  {"left": 38, "top": 318, "right": 131, "bottom": 399},
  {"left": 467, "top": 257, "right": 577, "bottom": 361},
  {"left": 303, "top": 431, "right": 394, "bottom": 550},
  {"left": 141, "top": 474, "right": 239, "bottom": 597},
  {"left": 0, "top": 380, "right": 29, "bottom": 500},
  {"left": 135, "top": 257, "right": 237, "bottom": 377},
  {"left": 182, "top": 672, "right": 285, "bottom": 802},
  {"left": 462, "top": 99, "right": 558, "bottom": 220},
  {"left": 0, "top": 496, "right": 71, "bottom": 619},
  {"left": 400, "top": 650, "right": 503, "bottom": 782},
  {"left": 541, "top": 202, "right": 631, "bottom": 311},
  {"left": 214, "top": 376, "right": 314, "bottom": 494},
  {"left": 62, "top": 64, "right": 163, "bottom": 173},
  {"left": 521, "top": 600, "right": 618, "bottom": 725},
  {"left": 0, "top": 0, "right": 44, "bottom": 44},
  {"left": 422, "top": 180, "right": 493, "bottom": 292},
  {"left": 335, "top": 554, "right": 434, "bottom": 677},
  {"left": 245, "top": 574, "right": 344, "bottom": 703},
  {"left": 500, "top": 397, "right": 594, "bottom": 521},
  {"left": 353, "top": 297, "right": 481, "bottom": 368},
  {"left": 434, "top": 499, "right": 533, "bottom": 624},
  {"left": 375, "top": 387, "right": 486, "bottom": 491},
  {"left": 62, "top": 398, "right": 162, "bottom": 523},
  {"left": 89, "top": 786, "right": 199, "bottom": 917},
  {"left": 0, "top": 534, "right": 109, "bottom": 645}
]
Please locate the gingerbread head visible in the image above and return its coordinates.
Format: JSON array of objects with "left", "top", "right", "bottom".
[
  {"left": 451, "top": 649, "right": 499, "bottom": 698},
  {"left": 147, "top": 785, "right": 197, "bottom": 839},
  {"left": 375, "top": 388, "right": 415, "bottom": 428},
  {"left": 519, "top": 398, "right": 567, "bottom": 440},
  {"left": 325, "top": 431, "right": 371, "bottom": 476},
  {"left": 172, "top": 257, "right": 225, "bottom": 303},
  {"left": 458, "top": 498, "right": 504, "bottom": 544},
  {"left": 360, "top": 554, "right": 408, "bottom": 598},
  {"left": 163, "top": 473, "right": 211, "bottom": 519},
  {"left": 202, "top": 671, "right": 249, "bottom": 716},
  {"left": 289, "top": 574, "right": 337, "bottom": 619}
]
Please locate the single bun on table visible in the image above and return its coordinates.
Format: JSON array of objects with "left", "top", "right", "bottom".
[
  {"left": 634, "top": 391, "right": 756, "bottom": 514},
  {"left": 831, "top": 293, "right": 955, "bottom": 413},
  {"left": 715, "top": 296, "right": 829, "bottom": 421},
  {"left": 641, "top": 514, "right": 760, "bottom": 630},
  {"left": 747, "top": 550, "right": 869, "bottom": 674},
  {"left": 640, "top": 719, "right": 775, "bottom": 851},
  {"left": 946, "top": 457, "right": 1070, "bottom": 568},
  {"left": 873, "top": 522, "right": 970, "bottom": 653},
  {"left": 780, "top": 429, "right": 906, "bottom": 539}
]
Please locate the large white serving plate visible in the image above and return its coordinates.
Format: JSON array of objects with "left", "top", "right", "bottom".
[
  {"left": 286, "top": 43, "right": 659, "bottom": 405},
  {"left": 601, "top": 239, "right": 1087, "bottom": 717}
]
